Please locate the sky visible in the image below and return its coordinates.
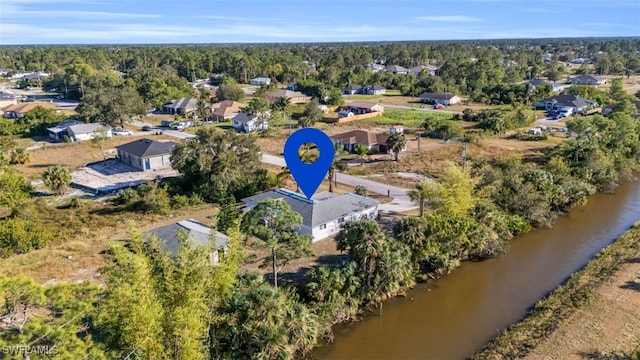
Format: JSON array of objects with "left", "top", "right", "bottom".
[{"left": 0, "top": 0, "right": 639, "bottom": 45}]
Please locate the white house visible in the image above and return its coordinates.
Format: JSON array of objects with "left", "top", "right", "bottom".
[
  {"left": 116, "top": 138, "right": 176, "bottom": 171},
  {"left": 568, "top": 75, "right": 607, "bottom": 85},
  {"left": 419, "top": 92, "right": 461, "bottom": 105},
  {"left": 535, "top": 94, "right": 597, "bottom": 114},
  {"left": 67, "top": 123, "right": 112, "bottom": 142},
  {"left": 145, "top": 219, "right": 229, "bottom": 265},
  {"left": 47, "top": 120, "right": 111, "bottom": 142},
  {"left": 241, "top": 189, "right": 381, "bottom": 242},
  {"left": 232, "top": 112, "right": 268, "bottom": 133},
  {"left": 250, "top": 77, "right": 271, "bottom": 86}
]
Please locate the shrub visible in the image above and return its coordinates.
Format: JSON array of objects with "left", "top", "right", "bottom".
[
  {"left": 9, "top": 148, "right": 30, "bottom": 165},
  {"left": 0, "top": 217, "right": 52, "bottom": 257},
  {"left": 354, "top": 185, "right": 367, "bottom": 196}
]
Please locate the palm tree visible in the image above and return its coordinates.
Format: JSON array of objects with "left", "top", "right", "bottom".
[
  {"left": 386, "top": 132, "right": 406, "bottom": 161},
  {"left": 354, "top": 144, "right": 368, "bottom": 166},
  {"left": 408, "top": 178, "right": 432, "bottom": 217},
  {"left": 328, "top": 143, "right": 346, "bottom": 192},
  {"left": 42, "top": 165, "right": 72, "bottom": 195},
  {"left": 196, "top": 98, "right": 212, "bottom": 123},
  {"left": 277, "top": 166, "right": 299, "bottom": 192}
]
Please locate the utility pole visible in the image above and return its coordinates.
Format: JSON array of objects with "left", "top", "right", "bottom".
[{"left": 462, "top": 142, "right": 467, "bottom": 172}]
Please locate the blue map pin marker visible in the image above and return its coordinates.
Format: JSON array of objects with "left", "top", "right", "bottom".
[{"left": 283, "top": 128, "right": 335, "bottom": 200}]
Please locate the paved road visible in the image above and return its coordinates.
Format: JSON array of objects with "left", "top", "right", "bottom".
[
  {"left": 131, "top": 122, "right": 419, "bottom": 214},
  {"left": 130, "top": 120, "right": 196, "bottom": 139},
  {"left": 345, "top": 100, "right": 462, "bottom": 115},
  {"left": 535, "top": 118, "right": 568, "bottom": 129},
  {"left": 261, "top": 153, "right": 417, "bottom": 214}
]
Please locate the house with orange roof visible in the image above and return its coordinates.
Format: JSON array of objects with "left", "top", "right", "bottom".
[
  {"left": 2, "top": 102, "right": 57, "bottom": 119},
  {"left": 211, "top": 100, "right": 244, "bottom": 122}
]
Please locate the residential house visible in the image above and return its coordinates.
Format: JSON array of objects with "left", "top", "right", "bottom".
[
  {"left": 116, "top": 138, "right": 176, "bottom": 171},
  {"left": 46, "top": 119, "right": 84, "bottom": 142},
  {"left": 21, "top": 72, "right": 49, "bottom": 83},
  {"left": 0, "top": 93, "right": 19, "bottom": 109},
  {"left": 250, "top": 77, "right": 271, "bottom": 86},
  {"left": 387, "top": 65, "right": 408, "bottom": 75},
  {"left": 286, "top": 82, "right": 297, "bottom": 91},
  {"left": 419, "top": 92, "right": 461, "bottom": 105},
  {"left": 162, "top": 97, "right": 197, "bottom": 115},
  {"left": 265, "top": 89, "right": 310, "bottom": 104},
  {"left": 602, "top": 100, "right": 640, "bottom": 117},
  {"left": 535, "top": 94, "right": 597, "bottom": 114},
  {"left": 409, "top": 65, "right": 432, "bottom": 76},
  {"left": 365, "top": 63, "right": 386, "bottom": 72},
  {"left": 194, "top": 87, "right": 218, "bottom": 102},
  {"left": 569, "top": 75, "right": 607, "bottom": 85},
  {"left": 570, "top": 58, "right": 593, "bottom": 65},
  {"left": 66, "top": 122, "right": 112, "bottom": 142},
  {"left": 211, "top": 100, "right": 244, "bottom": 122},
  {"left": 331, "top": 129, "right": 390, "bottom": 154},
  {"left": 389, "top": 124, "right": 404, "bottom": 135},
  {"left": 342, "top": 84, "right": 386, "bottom": 95},
  {"left": 240, "top": 188, "right": 380, "bottom": 242},
  {"left": 528, "top": 79, "right": 571, "bottom": 92},
  {"left": 340, "top": 102, "right": 384, "bottom": 114},
  {"left": 2, "top": 102, "right": 57, "bottom": 119},
  {"left": 145, "top": 219, "right": 230, "bottom": 265},
  {"left": 232, "top": 112, "right": 268, "bottom": 133}
]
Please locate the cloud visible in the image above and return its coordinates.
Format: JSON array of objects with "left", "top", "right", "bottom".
[
  {"left": 414, "top": 15, "right": 483, "bottom": 22},
  {"left": 0, "top": 4, "right": 160, "bottom": 18}
]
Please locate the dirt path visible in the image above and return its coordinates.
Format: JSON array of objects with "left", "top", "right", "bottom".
[{"left": 525, "top": 250, "right": 640, "bottom": 360}]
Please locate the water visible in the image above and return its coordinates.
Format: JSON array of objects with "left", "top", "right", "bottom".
[{"left": 314, "top": 181, "right": 640, "bottom": 359}]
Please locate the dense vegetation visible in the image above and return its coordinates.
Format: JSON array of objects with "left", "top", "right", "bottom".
[
  {"left": 2, "top": 38, "right": 640, "bottom": 358},
  {"left": 2, "top": 38, "right": 639, "bottom": 112}
]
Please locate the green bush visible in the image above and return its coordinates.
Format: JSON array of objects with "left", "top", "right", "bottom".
[
  {"left": 0, "top": 217, "right": 52, "bottom": 257},
  {"left": 515, "top": 132, "right": 548, "bottom": 141}
]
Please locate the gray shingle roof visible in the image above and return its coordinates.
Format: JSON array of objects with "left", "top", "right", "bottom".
[
  {"left": 419, "top": 92, "right": 457, "bottom": 100},
  {"left": 67, "top": 122, "right": 110, "bottom": 135},
  {"left": 241, "top": 188, "right": 380, "bottom": 228},
  {"left": 145, "top": 219, "right": 229, "bottom": 255},
  {"left": 116, "top": 138, "right": 176, "bottom": 158},
  {"left": 540, "top": 94, "right": 596, "bottom": 108},
  {"left": 163, "top": 97, "right": 197, "bottom": 110}
]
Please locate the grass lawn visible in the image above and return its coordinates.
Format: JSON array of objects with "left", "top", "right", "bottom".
[
  {"left": 183, "top": 121, "right": 233, "bottom": 134},
  {"left": 367, "top": 109, "right": 455, "bottom": 128}
]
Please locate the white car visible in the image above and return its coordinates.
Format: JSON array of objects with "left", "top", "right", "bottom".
[{"left": 112, "top": 127, "right": 132, "bottom": 135}]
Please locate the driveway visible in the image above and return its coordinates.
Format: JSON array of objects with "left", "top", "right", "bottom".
[
  {"left": 130, "top": 119, "right": 196, "bottom": 139},
  {"left": 345, "top": 100, "right": 461, "bottom": 115},
  {"left": 261, "top": 154, "right": 417, "bottom": 214},
  {"left": 131, "top": 123, "right": 419, "bottom": 214}
]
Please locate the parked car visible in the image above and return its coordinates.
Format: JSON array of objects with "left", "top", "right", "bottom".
[
  {"left": 170, "top": 122, "right": 184, "bottom": 131},
  {"left": 112, "top": 127, "right": 132, "bottom": 135},
  {"left": 141, "top": 125, "right": 153, "bottom": 131},
  {"left": 433, "top": 104, "right": 444, "bottom": 109}
]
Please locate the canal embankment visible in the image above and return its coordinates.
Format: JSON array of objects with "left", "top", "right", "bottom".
[{"left": 472, "top": 223, "right": 640, "bottom": 360}]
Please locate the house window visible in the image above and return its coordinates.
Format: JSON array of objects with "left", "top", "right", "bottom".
[
  {"left": 338, "top": 217, "right": 345, "bottom": 223},
  {"left": 319, "top": 224, "right": 327, "bottom": 230}
]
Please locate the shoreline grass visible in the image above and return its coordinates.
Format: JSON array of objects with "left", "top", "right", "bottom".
[{"left": 471, "top": 222, "right": 640, "bottom": 360}]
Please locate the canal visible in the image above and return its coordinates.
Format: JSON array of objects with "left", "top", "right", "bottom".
[{"left": 314, "top": 181, "right": 640, "bottom": 359}]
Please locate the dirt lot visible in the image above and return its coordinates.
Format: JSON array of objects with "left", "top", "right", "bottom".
[
  {"left": 0, "top": 203, "right": 220, "bottom": 284},
  {"left": 524, "top": 249, "right": 640, "bottom": 359},
  {"left": 14, "top": 133, "right": 174, "bottom": 178}
]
